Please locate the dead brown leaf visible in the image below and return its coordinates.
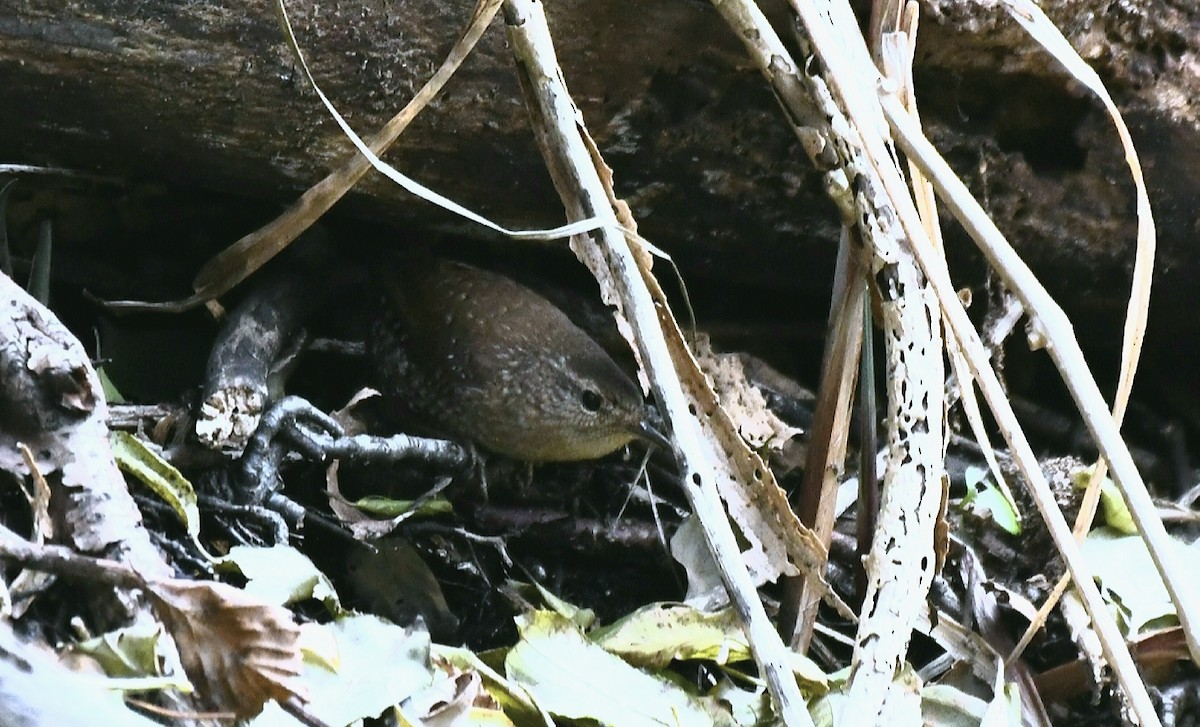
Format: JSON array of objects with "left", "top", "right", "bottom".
[
  {"left": 147, "top": 578, "right": 305, "bottom": 718},
  {"left": 690, "top": 334, "right": 803, "bottom": 452}
]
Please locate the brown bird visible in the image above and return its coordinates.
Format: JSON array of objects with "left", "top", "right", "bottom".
[{"left": 369, "top": 255, "right": 667, "bottom": 462}]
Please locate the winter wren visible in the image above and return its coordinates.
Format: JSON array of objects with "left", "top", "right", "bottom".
[{"left": 369, "top": 255, "right": 662, "bottom": 461}]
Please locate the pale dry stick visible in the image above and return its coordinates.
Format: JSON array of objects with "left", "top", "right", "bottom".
[
  {"left": 1013, "top": 0, "right": 1154, "bottom": 669},
  {"left": 783, "top": 230, "right": 865, "bottom": 654},
  {"left": 502, "top": 1, "right": 812, "bottom": 724},
  {"left": 709, "top": 1, "right": 947, "bottom": 721},
  {"left": 994, "top": 0, "right": 1159, "bottom": 667},
  {"left": 768, "top": 0, "right": 1162, "bottom": 720},
  {"left": 842, "top": 254, "right": 943, "bottom": 725},
  {"left": 764, "top": 0, "right": 1161, "bottom": 717},
  {"left": 876, "top": 93, "right": 1163, "bottom": 726},
  {"left": 881, "top": 13, "right": 1021, "bottom": 521},
  {"left": 887, "top": 22, "right": 1041, "bottom": 715}
]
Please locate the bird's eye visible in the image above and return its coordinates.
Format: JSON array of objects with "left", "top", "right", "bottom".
[{"left": 580, "top": 389, "right": 603, "bottom": 412}]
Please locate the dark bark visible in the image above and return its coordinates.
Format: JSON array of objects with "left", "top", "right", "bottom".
[{"left": 0, "top": 0, "right": 1197, "bottom": 401}]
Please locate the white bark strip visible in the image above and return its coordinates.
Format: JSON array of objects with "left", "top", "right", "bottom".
[{"left": 846, "top": 255, "right": 944, "bottom": 722}]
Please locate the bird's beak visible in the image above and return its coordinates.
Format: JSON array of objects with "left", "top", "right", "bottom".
[{"left": 630, "top": 419, "right": 675, "bottom": 457}]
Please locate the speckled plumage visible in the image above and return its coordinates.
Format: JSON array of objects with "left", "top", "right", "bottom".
[{"left": 369, "top": 256, "right": 649, "bottom": 461}]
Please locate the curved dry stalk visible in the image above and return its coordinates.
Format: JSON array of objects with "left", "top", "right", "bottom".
[
  {"left": 992, "top": 0, "right": 1159, "bottom": 664},
  {"left": 193, "top": 0, "right": 507, "bottom": 298},
  {"left": 880, "top": 94, "right": 1162, "bottom": 727},
  {"left": 996, "top": 0, "right": 1155, "bottom": 436},
  {"left": 104, "top": 0, "right": 606, "bottom": 314},
  {"left": 103, "top": 0, "right": 504, "bottom": 313},
  {"left": 269, "top": 0, "right": 612, "bottom": 243}
]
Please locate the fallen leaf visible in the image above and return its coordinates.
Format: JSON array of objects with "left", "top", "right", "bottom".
[{"left": 147, "top": 578, "right": 305, "bottom": 717}]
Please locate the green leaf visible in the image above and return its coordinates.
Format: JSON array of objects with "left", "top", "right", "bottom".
[
  {"left": 252, "top": 614, "right": 432, "bottom": 726},
  {"left": 505, "top": 611, "right": 730, "bottom": 726},
  {"left": 593, "top": 603, "right": 753, "bottom": 669},
  {"left": 111, "top": 431, "right": 210, "bottom": 558},
  {"left": 220, "top": 545, "right": 341, "bottom": 613},
  {"left": 958, "top": 466, "right": 1022, "bottom": 535},
  {"left": 353, "top": 495, "right": 453, "bottom": 518},
  {"left": 97, "top": 366, "right": 126, "bottom": 404},
  {"left": 1071, "top": 466, "right": 1136, "bottom": 535},
  {"left": 72, "top": 620, "right": 191, "bottom": 692},
  {"left": 530, "top": 580, "right": 596, "bottom": 631},
  {"left": 1081, "top": 527, "right": 1190, "bottom": 636}
]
